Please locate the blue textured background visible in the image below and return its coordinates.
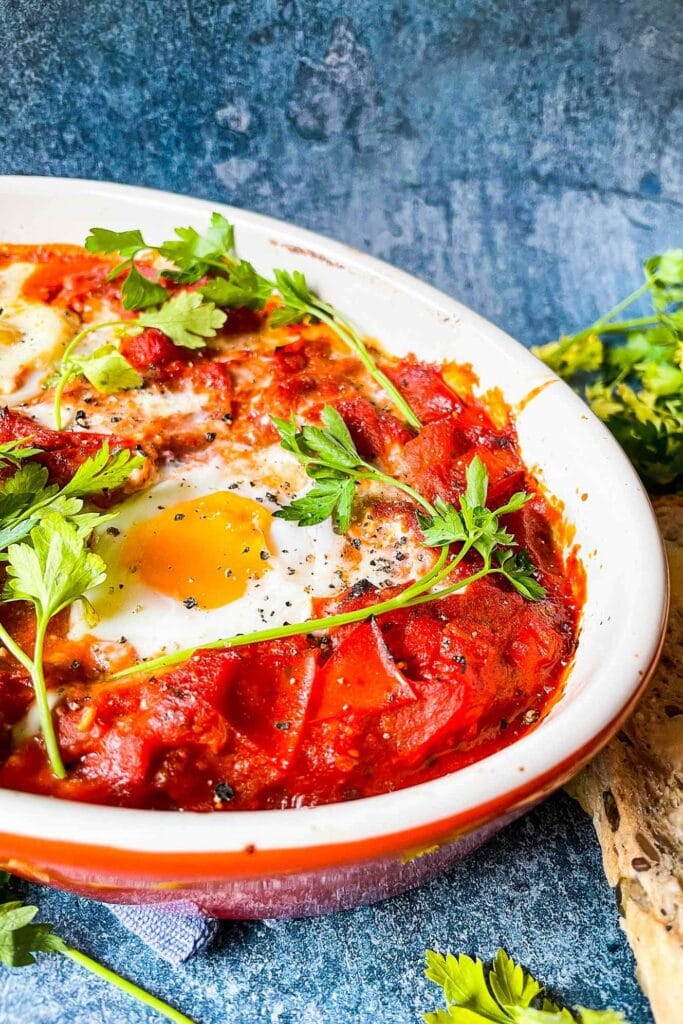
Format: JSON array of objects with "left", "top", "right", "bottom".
[{"left": 0, "top": 1, "right": 681, "bottom": 1021}]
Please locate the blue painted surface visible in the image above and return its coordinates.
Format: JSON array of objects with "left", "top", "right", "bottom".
[{"left": 0, "top": 1, "right": 681, "bottom": 1021}]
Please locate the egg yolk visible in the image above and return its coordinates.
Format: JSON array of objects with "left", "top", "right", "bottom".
[{"left": 122, "top": 492, "right": 273, "bottom": 609}]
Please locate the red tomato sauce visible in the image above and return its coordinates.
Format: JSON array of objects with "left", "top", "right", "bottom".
[{"left": 0, "top": 246, "right": 583, "bottom": 811}]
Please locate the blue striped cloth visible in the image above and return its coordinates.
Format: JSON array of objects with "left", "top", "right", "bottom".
[{"left": 109, "top": 903, "right": 219, "bottom": 965}]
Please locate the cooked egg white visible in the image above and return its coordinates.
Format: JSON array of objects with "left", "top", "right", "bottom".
[
  {"left": 0, "top": 262, "right": 72, "bottom": 395},
  {"left": 69, "top": 445, "right": 431, "bottom": 661},
  {"left": 68, "top": 447, "right": 371, "bottom": 659}
]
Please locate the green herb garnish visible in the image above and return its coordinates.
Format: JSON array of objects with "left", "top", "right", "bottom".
[
  {"left": 424, "top": 948, "right": 627, "bottom": 1023},
  {"left": 112, "top": 408, "right": 543, "bottom": 682},
  {"left": 137, "top": 290, "right": 226, "bottom": 349},
  {"left": 0, "top": 874, "right": 195, "bottom": 1023},
  {"left": 532, "top": 248, "right": 683, "bottom": 490},
  {"left": 85, "top": 227, "right": 167, "bottom": 310},
  {"left": 269, "top": 269, "right": 422, "bottom": 429},
  {"left": 82, "top": 215, "right": 423, "bottom": 429},
  {"left": 52, "top": 292, "right": 225, "bottom": 429},
  {"left": 0, "top": 443, "right": 143, "bottom": 775},
  {"left": 0, "top": 438, "right": 43, "bottom": 468}
]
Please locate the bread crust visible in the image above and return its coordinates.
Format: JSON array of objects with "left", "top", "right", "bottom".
[{"left": 567, "top": 496, "right": 683, "bottom": 1024}]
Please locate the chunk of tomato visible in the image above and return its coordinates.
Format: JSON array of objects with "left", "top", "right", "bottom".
[
  {"left": 0, "top": 408, "right": 139, "bottom": 490},
  {"left": 120, "top": 328, "right": 190, "bottom": 381},
  {"left": 311, "top": 618, "right": 416, "bottom": 721},
  {"left": 387, "top": 357, "right": 463, "bottom": 423},
  {"left": 225, "top": 640, "right": 318, "bottom": 768},
  {"left": 402, "top": 416, "right": 470, "bottom": 502},
  {"left": 335, "top": 395, "right": 413, "bottom": 460}
]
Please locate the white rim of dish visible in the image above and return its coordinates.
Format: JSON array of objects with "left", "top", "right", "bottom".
[{"left": 0, "top": 176, "right": 669, "bottom": 856}]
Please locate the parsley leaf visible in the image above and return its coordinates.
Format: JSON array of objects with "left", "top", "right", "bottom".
[
  {"left": 4, "top": 512, "right": 106, "bottom": 616},
  {"left": 276, "top": 477, "right": 357, "bottom": 533},
  {"left": 268, "top": 269, "right": 316, "bottom": 327},
  {"left": 120, "top": 262, "right": 168, "bottom": 310},
  {"left": 533, "top": 334, "right": 604, "bottom": 377},
  {"left": 0, "top": 438, "right": 43, "bottom": 468},
  {"left": 496, "top": 549, "right": 546, "bottom": 601},
  {"left": 417, "top": 497, "right": 468, "bottom": 547},
  {"left": 272, "top": 409, "right": 544, "bottom": 597},
  {"left": 200, "top": 260, "right": 273, "bottom": 310},
  {"left": 85, "top": 227, "right": 148, "bottom": 259},
  {"left": 272, "top": 406, "right": 367, "bottom": 532},
  {"left": 159, "top": 212, "right": 235, "bottom": 282},
  {"left": 424, "top": 948, "right": 628, "bottom": 1024},
  {"left": 417, "top": 457, "right": 536, "bottom": 583},
  {"left": 69, "top": 345, "right": 143, "bottom": 394},
  {"left": 0, "top": 883, "right": 197, "bottom": 1022},
  {"left": 0, "top": 900, "right": 66, "bottom": 967},
  {"left": 2, "top": 513, "right": 107, "bottom": 776},
  {"left": 85, "top": 228, "right": 167, "bottom": 311},
  {"left": 532, "top": 248, "right": 683, "bottom": 491},
  {"left": 138, "top": 291, "right": 226, "bottom": 349},
  {"left": 0, "top": 443, "right": 143, "bottom": 775},
  {"left": 62, "top": 442, "right": 144, "bottom": 498}
]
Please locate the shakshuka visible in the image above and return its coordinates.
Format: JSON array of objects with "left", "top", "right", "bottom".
[{"left": 0, "top": 238, "right": 582, "bottom": 811}]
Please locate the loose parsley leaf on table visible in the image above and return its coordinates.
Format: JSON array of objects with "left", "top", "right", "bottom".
[
  {"left": 532, "top": 248, "right": 683, "bottom": 490},
  {"left": 424, "top": 949, "right": 627, "bottom": 1024},
  {"left": 0, "top": 877, "right": 196, "bottom": 1023}
]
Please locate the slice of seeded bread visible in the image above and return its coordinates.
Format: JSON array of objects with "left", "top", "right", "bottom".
[{"left": 567, "top": 496, "right": 683, "bottom": 1024}]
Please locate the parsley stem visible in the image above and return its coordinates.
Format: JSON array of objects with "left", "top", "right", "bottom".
[
  {"left": 567, "top": 315, "right": 660, "bottom": 347},
  {"left": 0, "top": 619, "right": 66, "bottom": 777},
  {"left": 541, "top": 315, "right": 662, "bottom": 366},
  {"left": 110, "top": 546, "right": 460, "bottom": 682},
  {"left": 0, "top": 622, "right": 33, "bottom": 676},
  {"left": 359, "top": 465, "right": 436, "bottom": 515},
  {"left": 403, "top": 561, "right": 492, "bottom": 607},
  {"left": 593, "top": 280, "right": 650, "bottom": 327},
  {"left": 54, "top": 320, "right": 127, "bottom": 429},
  {"left": 32, "top": 616, "right": 66, "bottom": 779},
  {"left": 307, "top": 304, "right": 423, "bottom": 431},
  {"left": 62, "top": 947, "right": 197, "bottom": 1024}
]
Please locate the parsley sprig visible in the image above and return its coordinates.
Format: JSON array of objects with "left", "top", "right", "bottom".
[
  {"left": 272, "top": 404, "right": 432, "bottom": 532},
  {"left": 533, "top": 248, "right": 683, "bottom": 489},
  {"left": 0, "top": 443, "right": 143, "bottom": 776},
  {"left": 84, "top": 216, "right": 423, "bottom": 429},
  {"left": 269, "top": 269, "right": 422, "bottom": 429},
  {"left": 0, "top": 441, "right": 143, "bottom": 553},
  {"left": 424, "top": 948, "right": 626, "bottom": 1023},
  {"left": 52, "top": 292, "right": 226, "bottom": 429},
  {"left": 85, "top": 214, "right": 271, "bottom": 310},
  {"left": 111, "top": 410, "right": 543, "bottom": 682},
  {"left": 0, "top": 875, "right": 196, "bottom": 1023},
  {"left": 0, "top": 438, "right": 43, "bottom": 468},
  {"left": 273, "top": 406, "right": 543, "bottom": 600}
]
